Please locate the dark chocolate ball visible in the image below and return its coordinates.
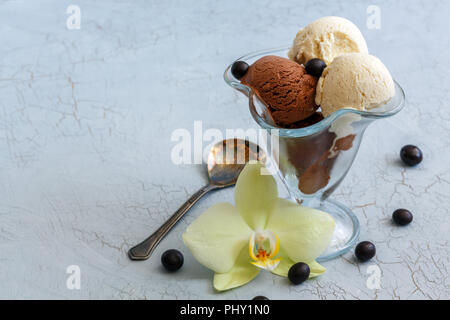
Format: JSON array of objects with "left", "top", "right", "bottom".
[
  {"left": 231, "top": 60, "right": 249, "bottom": 80},
  {"left": 161, "top": 249, "right": 184, "bottom": 272},
  {"left": 288, "top": 262, "right": 310, "bottom": 285},
  {"left": 392, "top": 209, "right": 413, "bottom": 226},
  {"left": 400, "top": 145, "right": 423, "bottom": 166},
  {"left": 355, "top": 241, "right": 376, "bottom": 262},
  {"left": 252, "top": 295, "right": 269, "bottom": 300},
  {"left": 305, "top": 58, "right": 327, "bottom": 78}
]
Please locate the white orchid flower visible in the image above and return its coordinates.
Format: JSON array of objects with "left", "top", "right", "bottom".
[{"left": 182, "top": 162, "right": 335, "bottom": 291}]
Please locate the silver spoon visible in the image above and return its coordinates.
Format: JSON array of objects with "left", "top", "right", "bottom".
[{"left": 128, "top": 138, "right": 266, "bottom": 260}]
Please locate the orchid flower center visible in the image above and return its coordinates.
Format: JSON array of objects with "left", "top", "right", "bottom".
[{"left": 248, "top": 230, "right": 281, "bottom": 271}]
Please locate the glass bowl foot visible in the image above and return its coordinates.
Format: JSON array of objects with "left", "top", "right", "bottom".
[{"left": 310, "top": 199, "right": 360, "bottom": 262}]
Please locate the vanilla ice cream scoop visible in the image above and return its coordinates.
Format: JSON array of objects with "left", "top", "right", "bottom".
[
  {"left": 288, "top": 16, "right": 368, "bottom": 65},
  {"left": 315, "top": 53, "right": 395, "bottom": 117}
]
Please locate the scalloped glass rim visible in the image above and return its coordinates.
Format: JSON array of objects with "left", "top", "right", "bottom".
[{"left": 224, "top": 46, "right": 405, "bottom": 137}]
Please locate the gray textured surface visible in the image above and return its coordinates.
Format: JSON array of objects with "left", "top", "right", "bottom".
[{"left": 0, "top": 0, "right": 449, "bottom": 299}]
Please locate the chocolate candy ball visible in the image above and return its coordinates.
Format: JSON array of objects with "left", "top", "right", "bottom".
[
  {"left": 400, "top": 145, "right": 423, "bottom": 166},
  {"left": 355, "top": 241, "right": 376, "bottom": 262},
  {"left": 305, "top": 58, "right": 327, "bottom": 78},
  {"left": 161, "top": 249, "right": 184, "bottom": 272},
  {"left": 231, "top": 61, "right": 249, "bottom": 80},
  {"left": 288, "top": 262, "right": 310, "bottom": 285},
  {"left": 393, "top": 209, "right": 413, "bottom": 226}
]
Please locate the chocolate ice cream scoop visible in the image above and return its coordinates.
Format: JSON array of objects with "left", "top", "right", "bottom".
[{"left": 241, "top": 55, "right": 318, "bottom": 127}]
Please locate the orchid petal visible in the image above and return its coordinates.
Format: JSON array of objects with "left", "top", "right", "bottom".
[
  {"left": 213, "top": 246, "right": 260, "bottom": 291},
  {"left": 271, "top": 247, "right": 326, "bottom": 278},
  {"left": 308, "top": 260, "right": 327, "bottom": 277},
  {"left": 182, "top": 202, "right": 252, "bottom": 273},
  {"left": 234, "top": 162, "right": 278, "bottom": 230},
  {"left": 266, "top": 199, "right": 335, "bottom": 263}
]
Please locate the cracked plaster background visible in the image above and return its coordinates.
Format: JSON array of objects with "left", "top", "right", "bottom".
[{"left": 0, "top": 0, "right": 449, "bottom": 299}]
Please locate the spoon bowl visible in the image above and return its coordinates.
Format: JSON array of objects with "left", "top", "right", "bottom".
[{"left": 207, "top": 138, "right": 266, "bottom": 187}]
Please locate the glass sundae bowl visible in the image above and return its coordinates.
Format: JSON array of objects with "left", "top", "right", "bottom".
[{"left": 224, "top": 46, "right": 405, "bottom": 261}]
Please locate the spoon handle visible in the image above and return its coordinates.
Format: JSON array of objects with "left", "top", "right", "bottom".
[{"left": 128, "top": 184, "right": 218, "bottom": 260}]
